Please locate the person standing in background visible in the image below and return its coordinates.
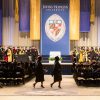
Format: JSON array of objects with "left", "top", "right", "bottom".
[
  {"left": 7, "top": 47, "right": 12, "bottom": 62},
  {"left": 0, "top": 46, "right": 3, "bottom": 60}
]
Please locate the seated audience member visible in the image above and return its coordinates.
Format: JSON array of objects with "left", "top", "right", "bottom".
[
  {"left": 99, "top": 48, "right": 100, "bottom": 55},
  {"left": 12, "top": 47, "right": 17, "bottom": 55},
  {"left": 90, "top": 47, "right": 97, "bottom": 62},
  {"left": 19, "top": 47, "right": 25, "bottom": 55},
  {"left": 72, "top": 51, "right": 77, "bottom": 63},
  {"left": 34, "top": 47, "right": 38, "bottom": 59},
  {"left": 95, "top": 47, "right": 98, "bottom": 54},
  {"left": 27, "top": 47, "right": 31, "bottom": 56},
  {"left": 73, "top": 47, "right": 79, "bottom": 62},
  {"left": 3, "top": 47, "right": 8, "bottom": 62},
  {"left": 12, "top": 47, "right": 17, "bottom": 61},
  {"left": 85, "top": 47, "right": 90, "bottom": 62},
  {"left": 24, "top": 46, "right": 27, "bottom": 54},
  {"left": 16, "top": 47, "right": 20, "bottom": 55}
]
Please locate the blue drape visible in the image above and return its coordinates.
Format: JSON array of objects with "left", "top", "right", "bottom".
[
  {"left": 80, "top": 0, "right": 91, "bottom": 32},
  {"left": 19, "top": 0, "right": 30, "bottom": 32}
]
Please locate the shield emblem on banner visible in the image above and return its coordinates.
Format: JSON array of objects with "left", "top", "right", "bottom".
[
  {"left": 45, "top": 14, "right": 66, "bottom": 42},
  {"left": 49, "top": 20, "right": 62, "bottom": 37}
]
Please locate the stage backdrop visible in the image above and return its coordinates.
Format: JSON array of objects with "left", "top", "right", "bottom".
[
  {"left": 41, "top": 0, "right": 70, "bottom": 56},
  {"left": 19, "top": 0, "right": 30, "bottom": 32},
  {"left": 80, "top": 0, "right": 91, "bottom": 32}
]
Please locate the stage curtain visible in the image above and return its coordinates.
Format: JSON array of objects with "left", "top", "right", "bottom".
[
  {"left": 2, "top": 0, "right": 15, "bottom": 46},
  {"left": 30, "top": 0, "right": 40, "bottom": 40},
  {"left": 90, "top": 0, "right": 95, "bottom": 23},
  {"left": 19, "top": 0, "right": 30, "bottom": 32},
  {"left": 15, "top": 0, "right": 19, "bottom": 22},
  {"left": 9, "top": 0, "right": 15, "bottom": 45},
  {"left": 69, "top": 0, "right": 80, "bottom": 40},
  {"left": 80, "top": 0, "right": 91, "bottom": 32},
  {"left": 0, "top": 0, "right": 2, "bottom": 45}
]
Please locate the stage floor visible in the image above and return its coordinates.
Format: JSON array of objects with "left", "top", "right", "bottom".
[{"left": 0, "top": 75, "right": 100, "bottom": 96}]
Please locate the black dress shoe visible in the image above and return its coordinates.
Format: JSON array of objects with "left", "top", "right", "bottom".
[
  {"left": 0, "top": 85, "right": 3, "bottom": 88},
  {"left": 41, "top": 85, "right": 45, "bottom": 88},
  {"left": 58, "top": 86, "right": 61, "bottom": 88},
  {"left": 50, "top": 84, "right": 53, "bottom": 88},
  {"left": 33, "top": 83, "right": 36, "bottom": 88}
]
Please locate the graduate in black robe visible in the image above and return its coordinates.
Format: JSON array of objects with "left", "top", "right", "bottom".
[
  {"left": 51, "top": 56, "right": 62, "bottom": 88},
  {"left": 33, "top": 56, "right": 45, "bottom": 88}
]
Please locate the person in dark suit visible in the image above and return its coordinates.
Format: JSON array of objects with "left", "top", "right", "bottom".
[
  {"left": 72, "top": 51, "right": 77, "bottom": 63},
  {"left": 33, "top": 56, "right": 45, "bottom": 88},
  {"left": 90, "top": 47, "right": 97, "bottom": 62},
  {"left": 51, "top": 56, "right": 62, "bottom": 88}
]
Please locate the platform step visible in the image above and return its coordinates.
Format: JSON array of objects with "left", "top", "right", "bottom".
[{"left": 42, "top": 55, "right": 72, "bottom": 63}]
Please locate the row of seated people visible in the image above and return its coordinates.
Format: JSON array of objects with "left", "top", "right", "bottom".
[
  {"left": 0, "top": 46, "right": 38, "bottom": 62},
  {"left": 72, "top": 46, "right": 100, "bottom": 63},
  {"left": 0, "top": 61, "right": 35, "bottom": 86},
  {"left": 72, "top": 61, "right": 100, "bottom": 86}
]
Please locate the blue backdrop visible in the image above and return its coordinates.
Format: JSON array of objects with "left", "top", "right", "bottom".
[
  {"left": 19, "top": 0, "right": 30, "bottom": 32},
  {"left": 80, "top": 0, "right": 90, "bottom": 32},
  {"left": 41, "top": 0, "right": 70, "bottom": 56},
  {"left": 0, "top": 0, "right": 2, "bottom": 45}
]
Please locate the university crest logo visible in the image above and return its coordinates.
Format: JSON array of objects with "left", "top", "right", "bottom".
[{"left": 45, "top": 14, "right": 66, "bottom": 42}]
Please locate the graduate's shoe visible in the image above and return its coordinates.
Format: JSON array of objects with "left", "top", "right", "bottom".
[
  {"left": 50, "top": 83, "right": 53, "bottom": 88},
  {"left": 58, "top": 86, "right": 61, "bottom": 88},
  {"left": 33, "top": 83, "right": 36, "bottom": 88},
  {"left": 41, "top": 85, "right": 45, "bottom": 88},
  {"left": 0, "top": 85, "right": 3, "bottom": 88}
]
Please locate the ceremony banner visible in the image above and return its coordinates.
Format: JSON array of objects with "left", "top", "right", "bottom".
[
  {"left": 80, "top": 0, "right": 91, "bottom": 32},
  {"left": 0, "top": 0, "right": 2, "bottom": 45},
  {"left": 41, "top": 0, "right": 70, "bottom": 56},
  {"left": 70, "top": 0, "right": 80, "bottom": 40},
  {"left": 19, "top": 0, "right": 30, "bottom": 32}
]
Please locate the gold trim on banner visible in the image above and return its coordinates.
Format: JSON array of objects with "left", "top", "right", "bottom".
[
  {"left": 70, "top": 0, "right": 80, "bottom": 40},
  {"left": 15, "top": 0, "right": 19, "bottom": 22},
  {"left": 30, "top": 0, "right": 40, "bottom": 40},
  {"left": 90, "top": 0, "right": 95, "bottom": 23}
]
